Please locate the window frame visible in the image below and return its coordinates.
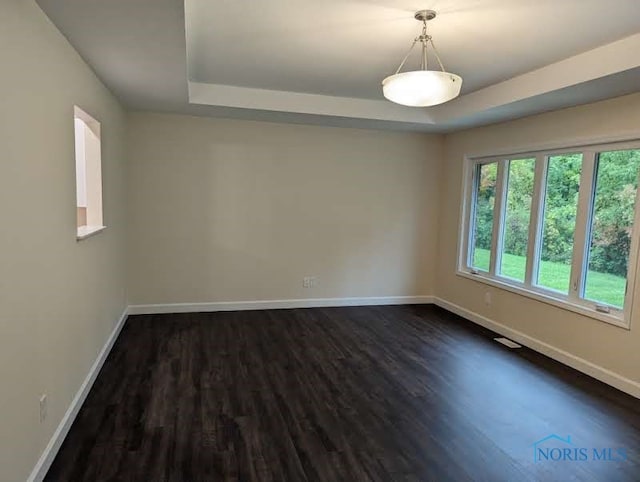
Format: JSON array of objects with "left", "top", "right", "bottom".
[{"left": 458, "top": 140, "right": 640, "bottom": 329}]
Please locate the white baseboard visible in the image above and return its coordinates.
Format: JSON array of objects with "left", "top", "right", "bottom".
[
  {"left": 434, "top": 297, "right": 640, "bottom": 400},
  {"left": 27, "top": 307, "right": 129, "bottom": 482},
  {"left": 127, "top": 295, "right": 435, "bottom": 315}
]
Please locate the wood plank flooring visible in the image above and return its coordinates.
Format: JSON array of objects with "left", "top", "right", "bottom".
[{"left": 45, "top": 305, "right": 640, "bottom": 481}]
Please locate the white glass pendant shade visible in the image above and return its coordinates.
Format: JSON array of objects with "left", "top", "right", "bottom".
[{"left": 382, "top": 70, "right": 462, "bottom": 107}]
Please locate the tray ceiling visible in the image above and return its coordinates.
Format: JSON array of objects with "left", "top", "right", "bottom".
[{"left": 37, "top": 0, "right": 640, "bottom": 131}]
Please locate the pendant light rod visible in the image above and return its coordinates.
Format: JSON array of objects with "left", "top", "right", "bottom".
[
  {"left": 421, "top": 29, "right": 427, "bottom": 70},
  {"left": 394, "top": 39, "right": 418, "bottom": 75},
  {"left": 429, "top": 38, "right": 447, "bottom": 73}
]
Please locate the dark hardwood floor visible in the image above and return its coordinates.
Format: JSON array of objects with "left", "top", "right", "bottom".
[{"left": 46, "top": 305, "right": 640, "bottom": 481}]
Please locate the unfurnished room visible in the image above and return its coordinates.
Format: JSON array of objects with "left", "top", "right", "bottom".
[{"left": 2, "top": 1, "right": 640, "bottom": 481}]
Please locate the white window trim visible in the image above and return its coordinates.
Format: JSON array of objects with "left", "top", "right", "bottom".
[
  {"left": 457, "top": 140, "right": 640, "bottom": 330},
  {"left": 76, "top": 225, "right": 106, "bottom": 241}
]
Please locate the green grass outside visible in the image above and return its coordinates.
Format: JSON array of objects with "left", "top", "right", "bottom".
[{"left": 472, "top": 248, "right": 625, "bottom": 308}]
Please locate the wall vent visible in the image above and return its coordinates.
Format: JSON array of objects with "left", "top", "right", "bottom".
[{"left": 494, "top": 337, "right": 522, "bottom": 349}]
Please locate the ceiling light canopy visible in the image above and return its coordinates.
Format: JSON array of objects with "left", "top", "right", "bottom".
[{"left": 383, "top": 10, "right": 462, "bottom": 107}]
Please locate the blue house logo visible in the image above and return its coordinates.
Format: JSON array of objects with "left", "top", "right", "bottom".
[
  {"left": 533, "top": 434, "right": 627, "bottom": 463},
  {"left": 533, "top": 434, "right": 576, "bottom": 462}
]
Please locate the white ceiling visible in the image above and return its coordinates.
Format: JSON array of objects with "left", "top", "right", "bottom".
[{"left": 36, "top": 0, "right": 640, "bottom": 131}]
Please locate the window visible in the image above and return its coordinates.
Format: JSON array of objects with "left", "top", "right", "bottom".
[
  {"left": 460, "top": 142, "right": 640, "bottom": 327},
  {"left": 470, "top": 162, "right": 497, "bottom": 272},
  {"left": 583, "top": 150, "right": 640, "bottom": 308},
  {"left": 498, "top": 158, "right": 535, "bottom": 282},
  {"left": 74, "top": 106, "right": 105, "bottom": 240},
  {"left": 535, "top": 154, "right": 582, "bottom": 293}
]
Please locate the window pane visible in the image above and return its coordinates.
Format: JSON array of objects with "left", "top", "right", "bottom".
[
  {"left": 471, "top": 162, "right": 497, "bottom": 271},
  {"left": 535, "top": 153, "right": 583, "bottom": 293},
  {"left": 583, "top": 150, "right": 640, "bottom": 308},
  {"left": 498, "top": 158, "right": 535, "bottom": 281}
]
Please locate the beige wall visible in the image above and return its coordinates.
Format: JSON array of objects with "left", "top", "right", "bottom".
[
  {"left": 0, "top": 2, "right": 127, "bottom": 481},
  {"left": 438, "top": 93, "right": 640, "bottom": 385},
  {"left": 127, "top": 113, "right": 442, "bottom": 304}
]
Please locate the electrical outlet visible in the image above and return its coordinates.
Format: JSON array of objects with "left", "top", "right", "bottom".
[
  {"left": 39, "top": 394, "right": 47, "bottom": 423},
  {"left": 302, "top": 276, "right": 318, "bottom": 288},
  {"left": 484, "top": 291, "right": 492, "bottom": 306}
]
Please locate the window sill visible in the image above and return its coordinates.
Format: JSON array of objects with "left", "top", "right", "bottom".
[
  {"left": 455, "top": 270, "right": 630, "bottom": 330},
  {"left": 76, "top": 225, "right": 106, "bottom": 241}
]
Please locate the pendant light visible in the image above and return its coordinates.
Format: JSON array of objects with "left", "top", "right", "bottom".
[{"left": 382, "top": 10, "right": 462, "bottom": 107}]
